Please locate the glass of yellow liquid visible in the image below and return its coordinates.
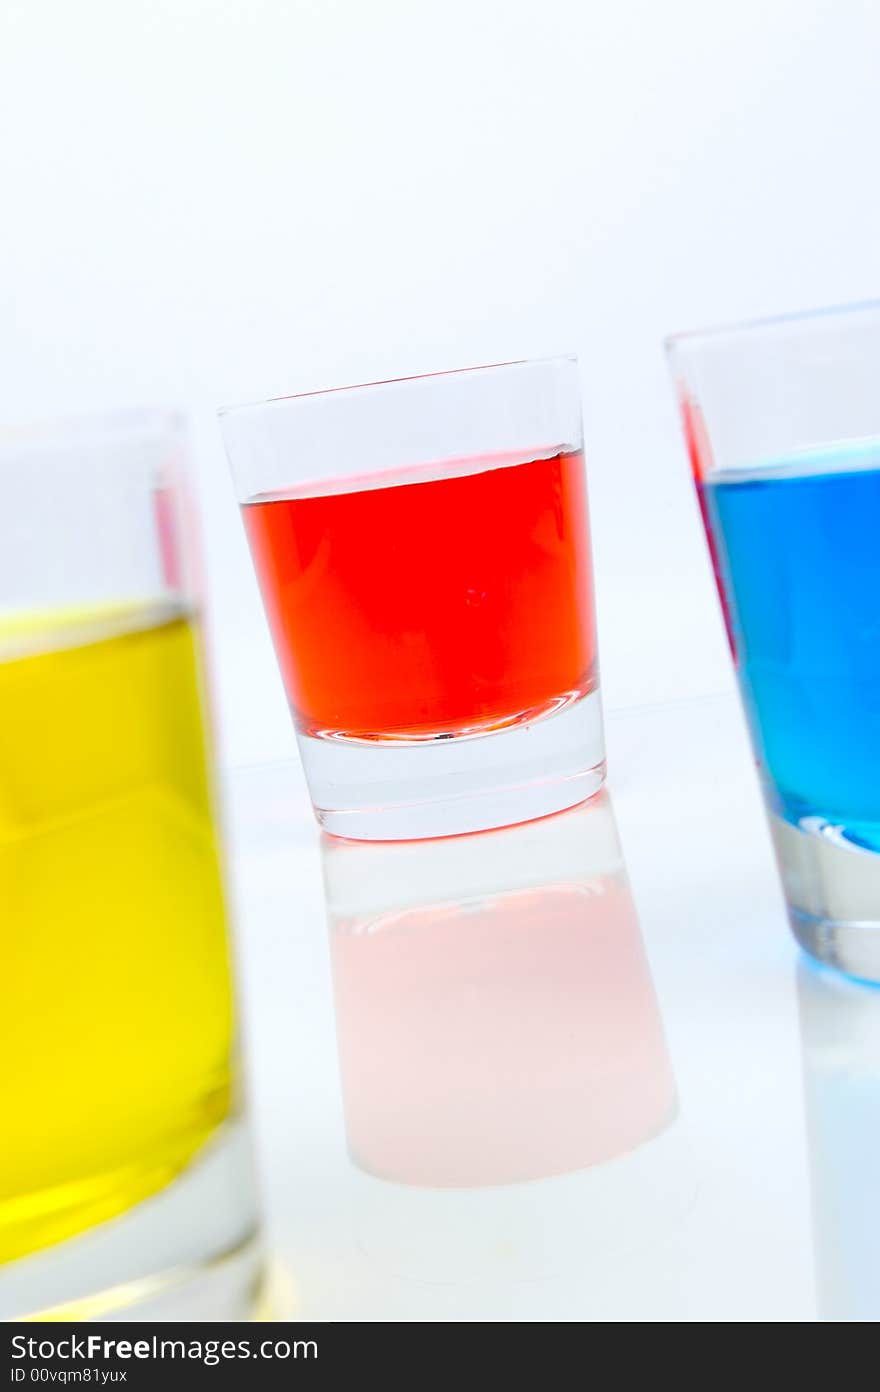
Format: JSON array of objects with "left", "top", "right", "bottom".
[{"left": 0, "top": 413, "right": 261, "bottom": 1320}]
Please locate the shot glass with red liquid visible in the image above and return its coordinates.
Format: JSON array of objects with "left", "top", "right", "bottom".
[{"left": 220, "top": 358, "right": 605, "bottom": 840}]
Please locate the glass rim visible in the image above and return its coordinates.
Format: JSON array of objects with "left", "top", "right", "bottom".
[
  {"left": 665, "top": 295, "right": 880, "bottom": 356},
  {"left": 0, "top": 406, "right": 186, "bottom": 457},
  {"left": 217, "top": 353, "right": 579, "bottom": 422}
]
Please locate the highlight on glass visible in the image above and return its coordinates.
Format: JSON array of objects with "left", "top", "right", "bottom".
[
  {"left": 220, "top": 358, "right": 605, "bottom": 840},
  {"left": 667, "top": 301, "right": 880, "bottom": 983},
  {"left": 0, "top": 412, "right": 261, "bottom": 1321}
]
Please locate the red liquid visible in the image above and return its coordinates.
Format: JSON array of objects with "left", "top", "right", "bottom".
[{"left": 242, "top": 449, "right": 596, "bottom": 738}]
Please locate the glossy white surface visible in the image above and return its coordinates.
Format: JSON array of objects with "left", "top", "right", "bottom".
[{"left": 227, "top": 694, "right": 879, "bottom": 1322}]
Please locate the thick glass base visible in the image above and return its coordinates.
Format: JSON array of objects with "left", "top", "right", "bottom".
[
  {"left": 770, "top": 813, "right": 880, "bottom": 984},
  {"left": 298, "top": 689, "right": 606, "bottom": 840},
  {"left": 789, "top": 911, "right": 880, "bottom": 987},
  {"left": 0, "top": 1119, "right": 261, "bottom": 1322}
]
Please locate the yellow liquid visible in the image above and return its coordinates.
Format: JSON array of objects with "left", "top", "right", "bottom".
[{"left": 0, "top": 606, "right": 235, "bottom": 1263}]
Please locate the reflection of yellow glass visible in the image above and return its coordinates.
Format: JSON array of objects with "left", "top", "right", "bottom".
[{"left": 0, "top": 606, "right": 235, "bottom": 1262}]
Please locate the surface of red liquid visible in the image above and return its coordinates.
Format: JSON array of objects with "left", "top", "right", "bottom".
[{"left": 243, "top": 449, "right": 596, "bottom": 738}]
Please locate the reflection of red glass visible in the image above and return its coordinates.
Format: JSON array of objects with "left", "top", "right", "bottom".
[
  {"left": 328, "top": 848, "right": 676, "bottom": 1188},
  {"left": 152, "top": 484, "right": 183, "bottom": 591},
  {"left": 242, "top": 449, "right": 596, "bottom": 738},
  {"left": 679, "top": 390, "right": 714, "bottom": 483},
  {"left": 679, "top": 390, "right": 736, "bottom": 657}
]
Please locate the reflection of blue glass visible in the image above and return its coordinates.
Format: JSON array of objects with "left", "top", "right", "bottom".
[
  {"left": 701, "top": 447, "right": 880, "bottom": 852},
  {"left": 798, "top": 961, "right": 880, "bottom": 1321}
]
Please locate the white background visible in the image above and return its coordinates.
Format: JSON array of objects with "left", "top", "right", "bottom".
[{"left": 3, "top": 0, "right": 880, "bottom": 769}]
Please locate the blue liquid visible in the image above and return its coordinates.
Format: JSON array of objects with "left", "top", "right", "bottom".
[{"left": 702, "top": 450, "right": 880, "bottom": 851}]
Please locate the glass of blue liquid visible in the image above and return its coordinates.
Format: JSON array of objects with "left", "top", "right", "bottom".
[{"left": 668, "top": 301, "right": 880, "bottom": 983}]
